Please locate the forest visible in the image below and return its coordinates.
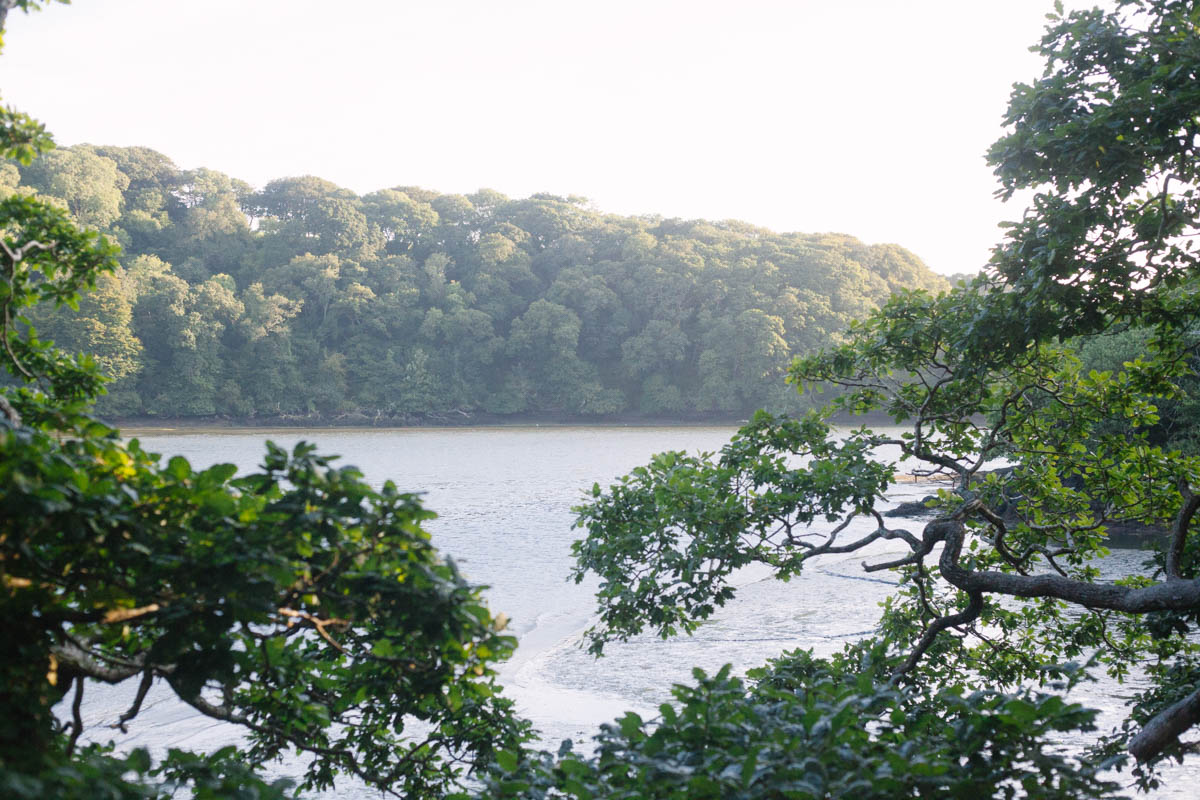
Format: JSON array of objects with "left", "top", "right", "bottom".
[{"left": 4, "top": 147, "right": 946, "bottom": 421}]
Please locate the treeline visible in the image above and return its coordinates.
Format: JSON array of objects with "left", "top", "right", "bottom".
[{"left": 6, "top": 144, "right": 948, "bottom": 421}]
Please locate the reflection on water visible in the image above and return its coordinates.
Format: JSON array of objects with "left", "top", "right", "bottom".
[{"left": 96, "top": 425, "right": 1195, "bottom": 797}]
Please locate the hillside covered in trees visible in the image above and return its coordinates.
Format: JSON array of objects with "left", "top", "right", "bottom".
[{"left": 5, "top": 145, "right": 947, "bottom": 421}]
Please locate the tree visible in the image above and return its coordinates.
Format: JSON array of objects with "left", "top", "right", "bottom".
[
  {"left": 362, "top": 188, "right": 439, "bottom": 254},
  {"left": 696, "top": 309, "right": 791, "bottom": 412},
  {"left": 0, "top": 5, "right": 527, "bottom": 797},
  {"left": 252, "top": 176, "right": 379, "bottom": 261},
  {"left": 560, "top": 0, "right": 1200, "bottom": 794},
  {"left": 26, "top": 267, "right": 141, "bottom": 382},
  {"left": 165, "top": 167, "right": 254, "bottom": 278},
  {"left": 19, "top": 145, "right": 130, "bottom": 230},
  {"left": 506, "top": 299, "right": 603, "bottom": 412}
]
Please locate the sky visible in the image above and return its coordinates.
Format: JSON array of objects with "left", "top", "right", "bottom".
[{"left": 1, "top": 0, "right": 1101, "bottom": 275}]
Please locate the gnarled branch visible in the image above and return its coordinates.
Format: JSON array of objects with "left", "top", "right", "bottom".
[
  {"left": 50, "top": 639, "right": 145, "bottom": 684},
  {"left": 1130, "top": 684, "right": 1200, "bottom": 762}
]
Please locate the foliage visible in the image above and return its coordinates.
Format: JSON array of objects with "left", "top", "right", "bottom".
[
  {"left": 1, "top": 424, "right": 528, "bottom": 797},
  {"left": 0, "top": 6, "right": 528, "bottom": 797},
  {"left": 977, "top": 0, "right": 1200, "bottom": 357},
  {"left": 572, "top": 411, "right": 895, "bottom": 653},
  {"left": 11, "top": 145, "right": 945, "bottom": 421},
  {"left": 1069, "top": 325, "right": 1200, "bottom": 456},
  {"left": 476, "top": 647, "right": 1121, "bottom": 800},
  {"left": 566, "top": 0, "right": 1200, "bottom": 794}
]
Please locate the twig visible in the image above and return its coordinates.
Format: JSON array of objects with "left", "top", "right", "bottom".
[
  {"left": 0, "top": 392, "right": 19, "bottom": 426},
  {"left": 112, "top": 669, "right": 154, "bottom": 733},
  {"left": 892, "top": 589, "right": 984, "bottom": 677},
  {"left": 66, "top": 676, "right": 84, "bottom": 756},
  {"left": 278, "top": 607, "right": 350, "bottom": 653}
]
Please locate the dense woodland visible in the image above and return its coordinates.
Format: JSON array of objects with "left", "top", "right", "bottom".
[{"left": 3, "top": 146, "right": 946, "bottom": 421}]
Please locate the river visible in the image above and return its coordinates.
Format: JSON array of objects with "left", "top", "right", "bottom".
[{"left": 70, "top": 425, "right": 1197, "bottom": 797}]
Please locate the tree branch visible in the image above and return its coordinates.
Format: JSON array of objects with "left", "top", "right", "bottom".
[
  {"left": 1166, "top": 480, "right": 1198, "bottom": 581},
  {"left": 1130, "top": 684, "right": 1200, "bottom": 762},
  {"left": 892, "top": 589, "right": 984, "bottom": 677},
  {"left": 65, "top": 676, "right": 84, "bottom": 757},
  {"left": 101, "top": 603, "right": 162, "bottom": 625},
  {"left": 111, "top": 669, "right": 154, "bottom": 733},
  {"left": 50, "top": 640, "right": 145, "bottom": 683},
  {"left": 941, "top": 559, "right": 1200, "bottom": 613},
  {"left": 277, "top": 607, "right": 350, "bottom": 653},
  {"left": 0, "top": 391, "right": 20, "bottom": 427},
  {"left": 863, "top": 516, "right": 950, "bottom": 573}
]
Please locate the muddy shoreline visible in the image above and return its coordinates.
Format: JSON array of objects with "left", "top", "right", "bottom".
[{"left": 106, "top": 409, "right": 904, "bottom": 435}]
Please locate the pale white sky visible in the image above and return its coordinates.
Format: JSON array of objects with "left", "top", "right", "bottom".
[{"left": 2, "top": 0, "right": 1099, "bottom": 275}]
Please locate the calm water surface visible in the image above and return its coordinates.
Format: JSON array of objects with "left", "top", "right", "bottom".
[{"left": 77, "top": 425, "right": 1194, "bottom": 797}]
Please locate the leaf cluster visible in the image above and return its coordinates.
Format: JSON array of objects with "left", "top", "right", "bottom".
[{"left": 475, "top": 646, "right": 1122, "bottom": 800}]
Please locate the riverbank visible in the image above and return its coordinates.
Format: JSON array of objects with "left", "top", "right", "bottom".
[
  {"left": 107, "top": 409, "right": 902, "bottom": 436},
  {"left": 887, "top": 491, "right": 1166, "bottom": 550},
  {"left": 109, "top": 411, "right": 744, "bottom": 435}
]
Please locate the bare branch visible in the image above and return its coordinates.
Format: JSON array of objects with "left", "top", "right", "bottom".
[
  {"left": 65, "top": 676, "right": 84, "bottom": 757},
  {"left": 788, "top": 514, "right": 855, "bottom": 550},
  {"left": 937, "top": 513, "right": 1200, "bottom": 615},
  {"left": 101, "top": 603, "right": 161, "bottom": 625},
  {"left": 278, "top": 607, "right": 350, "bottom": 653},
  {"left": 112, "top": 669, "right": 154, "bottom": 733},
  {"left": 870, "top": 510, "right": 922, "bottom": 549},
  {"left": 863, "top": 516, "right": 949, "bottom": 573},
  {"left": 0, "top": 238, "right": 54, "bottom": 264}
]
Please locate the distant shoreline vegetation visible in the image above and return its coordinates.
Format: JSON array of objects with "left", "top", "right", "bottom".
[{"left": 6, "top": 145, "right": 948, "bottom": 421}]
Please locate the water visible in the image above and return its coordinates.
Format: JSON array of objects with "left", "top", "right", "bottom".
[{"left": 69, "top": 425, "right": 1196, "bottom": 797}]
